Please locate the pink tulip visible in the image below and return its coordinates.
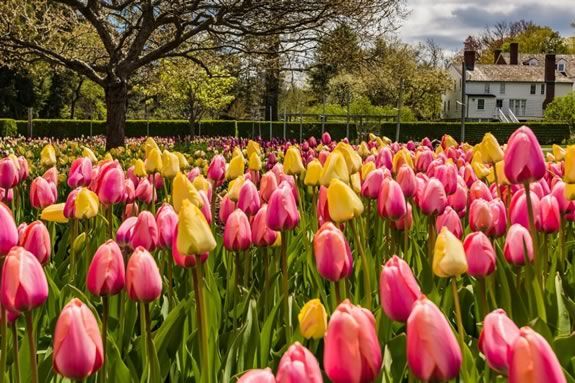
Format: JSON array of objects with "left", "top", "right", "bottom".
[
  {"left": 396, "top": 164, "right": 417, "bottom": 197},
  {"left": 551, "top": 181, "right": 570, "bottom": 213},
  {"left": 0, "top": 202, "right": 18, "bottom": 255},
  {"left": 123, "top": 202, "right": 139, "bottom": 220},
  {"left": 316, "top": 185, "right": 331, "bottom": 226},
  {"left": 129, "top": 211, "right": 159, "bottom": 251},
  {"left": 321, "top": 132, "right": 331, "bottom": 145},
  {"left": 0, "top": 188, "right": 13, "bottom": 204},
  {"left": 93, "top": 161, "right": 125, "bottom": 205},
  {"left": 540, "top": 195, "right": 560, "bottom": 233},
  {"left": 448, "top": 181, "right": 468, "bottom": 216},
  {"left": 224, "top": 209, "right": 252, "bottom": 251},
  {"left": 198, "top": 190, "right": 212, "bottom": 225},
  {"left": 0, "top": 246, "right": 48, "bottom": 312},
  {"left": 376, "top": 147, "right": 392, "bottom": 170},
  {"left": 207, "top": 154, "right": 226, "bottom": 185},
  {"left": 461, "top": 163, "right": 478, "bottom": 187},
  {"left": 64, "top": 188, "right": 80, "bottom": 219},
  {"left": 42, "top": 167, "right": 58, "bottom": 186},
  {"left": 126, "top": 247, "right": 162, "bottom": 302},
  {"left": 266, "top": 183, "right": 300, "bottom": 231},
  {"left": 478, "top": 309, "right": 520, "bottom": 373},
  {"left": 435, "top": 206, "right": 463, "bottom": 239},
  {"left": 116, "top": 216, "right": 137, "bottom": 247},
  {"left": 504, "top": 224, "right": 534, "bottom": 265},
  {"left": 487, "top": 199, "right": 507, "bottom": 237},
  {"left": 0, "top": 157, "right": 19, "bottom": 189},
  {"left": 379, "top": 255, "right": 421, "bottom": 322},
  {"left": 504, "top": 126, "right": 546, "bottom": 184},
  {"left": 469, "top": 199, "right": 493, "bottom": 233},
  {"left": 135, "top": 177, "right": 155, "bottom": 204},
  {"left": 219, "top": 195, "right": 236, "bottom": 225},
  {"left": 123, "top": 178, "right": 136, "bottom": 203},
  {"left": 171, "top": 226, "right": 208, "bottom": 268},
  {"left": 30, "top": 176, "right": 57, "bottom": 209},
  {"left": 86, "top": 240, "right": 125, "bottom": 296},
  {"left": 378, "top": 178, "right": 407, "bottom": 220},
  {"left": 238, "top": 180, "right": 261, "bottom": 216},
  {"left": 238, "top": 369, "right": 276, "bottom": 383},
  {"left": 407, "top": 296, "right": 461, "bottom": 381},
  {"left": 18, "top": 221, "right": 51, "bottom": 265},
  {"left": 510, "top": 190, "right": 541, "bottom": 230},
  {"left": 463, "top": 232, "right": 496, "bottom": 277},
  {"left": 260, "top": 171, "right": 278, "bottom": 203},
  {"left": 324, "top": 300, "right": 382, "bottom": 383},
  {"left": 433, "top": 164, "right": 458, "bottom": 195},
  {"left": 393, "top": 202, "right": 413, "bottom": 231},
  {"left": 469, "top": 180, "right": 493, "bottom": 203},
  {"left": 419, "top": 178, "right": 447, "bottom": 215},
  {"left": 361, "top": 168, "right": 385, "bottom": 199},
  {"left": 276, "top": 342, "right": 322, "bottom": 383},
  {"left": 251, "top": 205, "right": 278, "bottom": 247},
  {"left": 156, "top": 204, "right": 178, "bottom": 248},
  {"left": 53, "top": 298, "right": 104, "bottom": 379},
  {"left": 68, "top": 157, "right": 93, "bottom": 188},
  {"left": 313, "top": 222, "right": 353, "bottom": 282},
  {"left": 415, "top": 149, "right": 433, "bottom": 172},
  {"left": 17, "top": 156, "right": 29, "bottom": 182},
  {"left": 508, "top": 327, "right": 566, "bottom": 383}
]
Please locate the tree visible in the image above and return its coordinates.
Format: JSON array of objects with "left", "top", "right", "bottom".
[
  {"left": 545, "top": 92, "right": 575, "bottom": 127},
  {"left": 41, "top": 71, "right": 70, "bottom": 118},
  {"left": 0, "top": 0, "right": 404, "bottom": 149}
]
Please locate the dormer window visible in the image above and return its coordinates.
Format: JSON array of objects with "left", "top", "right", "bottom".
[{"left": 558, "top": 62, "right": 566, "bottom": 72}]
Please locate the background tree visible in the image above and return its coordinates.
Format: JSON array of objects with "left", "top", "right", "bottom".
[{"left": 545, "top": 92, "right": 575, "bottom": 128}]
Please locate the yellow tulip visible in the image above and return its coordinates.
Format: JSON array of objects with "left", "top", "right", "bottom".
[
  {"left": 319, "top": 151, "right": 349, "bottom": 186},
  {"left": 327, "top": 179, "right": 364, "bottom": 223},
  {"left": 350, "top": 172, "right": 361, "bottom": 194},
  {"left": 172, "top": 172, "right": 202, "bottom": 212},
  {"left": 358, "top": 142, "right": 370, "bottom": 158},
  {"left": 553, "top": 144, "right": 566, "bottom": 161},
  {"left": 102, "top": 153, "right": 114, "bottom": 162},
  {"left": 143, "top": 137, "right": 160, "bottom": 157},
  {"left": 361, "top": 161, "right": 376, "bottom": 180},
  {"left": 433, "top": 227, "right": 468, "bottom": 277},
  {"left": 334, "top": 142, "right": 362, "bottom": 174},
  {"left": 480, "top": 133, "right": 504, "bottom": 163},
  {"left": 565, "top": 183, "right": 575, "bottom": 200},
  {"left": 246, "top": 140, "right": 261, "bottom": 158},
  {"left": 161, "top": 150, "right": 180, "bottom": 178},
  {"left": 145, "top": 148, "right": 163, "bottom": 174},
  {"left": 304, "top": 160, "right": 322, "bottom": 186},
  {"left": 177, "top": 199, "right": 216, "bottom": 255},
  {"left": 175, "top": 152, "right": 190, "bottom": 170},
  {"left": 546, "top": 153, "right": 556, "bottom": 162},
  {"left": 41, "top": 144, "right": 56, "bottom": 168},
  {"left": 248, "top": 152, "right": 262, "bottom": 171},
  {"left": 232, "top": 147, "right": 243, "bottom": 159},
  {"left": 442, "top": 134, "right": 458, "bottom": 149},
  {"left": 193, "top": 174, "right": 210, "bottom": 193},
  {"left": 133, "top": 159, "right": 147, "bottom": 177},
  {"left": 226, "top": 153, "right": 245, "bottom": 180},
  {"left": 227, "top": 175, "right": 245, "bottom": 201},
  {"left": 82, "top": 146, "right": 98, "bottom": 162},
  {"left": 41, "top": 203, "right": 68, "bottom": 223},
  {"left": 564, "top": 146, "right": 575, "bottom": 183},
  {"left": 471, "top": 152, "right": 490, "bottom": 179},
  {"left": 298, "top": 299, "right": 328, "bottom": 340},
  {"left": 74, "top": 188, "right": 99, "bottom": 219},
  {"left": 272, "top": 232, "right": 282, "bottom": 248},
  {"left": 392, "top": 148, "right": 414, "bottom": 174},
  {"left": 284, "top": 146, "right": 305, "bottom": 175}
]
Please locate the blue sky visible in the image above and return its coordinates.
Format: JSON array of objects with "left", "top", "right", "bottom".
[{"left": 398, "top": 0, "right": 575, "bottom": 51}]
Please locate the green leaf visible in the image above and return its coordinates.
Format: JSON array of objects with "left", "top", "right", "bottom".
[{"left": 555, "top": 274, "right": 571, "bottom": 337}]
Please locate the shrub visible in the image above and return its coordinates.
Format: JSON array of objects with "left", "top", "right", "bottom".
[{"left": 0, "top": 119, "right": 17, "bottom": 137}]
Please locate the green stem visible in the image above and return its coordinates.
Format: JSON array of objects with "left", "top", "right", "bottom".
[
  {"left": 106, "top": 205, "right": 114, "bottom": 239},
  {"left": 263, "top": 248, "right": 270, "bottom": 318},
  {"left": 99, "top": 296, "right": 109, "bottom": 383},
  {"left": 69, "top": 219, "right": 78, "bottom": 284},
  {"left": 150, "top": 175, "right": 156, "bottom": 215},
  {"left": 451, "top": 278, "right": 469, "bottom": 383},
  {"left": 11, "top": 323, "right": 19, "bottom": 383},
  {"left": 350, "top": 219, "right": 372, "bottom": 309},
  {"left": 560, "top": 216, "right": 566, "bottom": 271},
  {"left": 142, "top": 303, "right": 160, "bottom": 383},
  {"left": 281, "top": 230, "right": 291, "bottom": 341},
  {"left": 523, "top": 183, "right": 540, "bottom": 281},
  {"left": 0, "top": 307, "right": 6, "bottom": 383},
  {"left": 167, "top": 254, "right": 174, "bottom": 311},
  {"left": 492, "top": 161, "right": 502, "bottom": 200},
  {"left": 192, "top": 266, "right": 210, "bottom": 383},
  {"left": 24, "top": 311, "right": 38, "bottom": 383}
]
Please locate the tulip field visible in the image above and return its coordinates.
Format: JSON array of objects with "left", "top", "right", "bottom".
[{"left": 0, "top": 126, "right": 575, "bottom": 382}]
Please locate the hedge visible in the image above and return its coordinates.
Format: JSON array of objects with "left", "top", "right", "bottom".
[
  {"left": 11, "top": 119, "right": 571, "bottom": 145},
  {"left": 0, "top": 119, "right": 17, "bottom": 137}
]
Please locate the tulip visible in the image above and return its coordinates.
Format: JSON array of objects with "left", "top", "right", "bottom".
[
  {"left": 18, "top": 221, "right": 50, "bottom": 265},
  {"left": 126, "top": 247, "right": 162, "bottom": 302},
  {"left": 394, "top": 202, "right": 413, "bottom": 231},
  {"left": 324, "top": 300, "right": 382, "bottom": 383},
  {"left": 313, "top": 222, "right": 353, "bottom": 282},
  {"left": 322, "top": 131, "right": 331, "bottom": 145},
  {"left": 487, "top": 198, "right": 507, "bottom": 237},
  {"left": 123, "top": 178, "right": 136, "bottom": 203},
  {"left": 227, "top": 152, "right": 245, "bottom": 180},
  {"left": 248, "top": 152, "right": 262, "bottom": 171},
  {"left": 135, "top": 177, "right": 154, "bottom": 204},
  {"left": 463, "top": 232, "right": 496, "bottom": 277},
  {"left": 392, "top": 148, "right": 413, "bottom": 174},
  {"left": 219, "top": 194, "right": 236, "bottom": 224},
  {"left": 207, "top": 155, "right": 226, "bottom": 185},
  {"left": 510, "top": 190, "right": 541, "bottom": 230},
  {"left": 419, "top": 178, "right": 447, "bottom": 215},
  {"left": 161, "top": 150, "right": 180, "bottom": 178},
  {"left": 86, "top": 240, "right": 125, "bottom": 296},
  {"left": 508, "top": 327, "right": 566, "bottom": 383},
  {"left": 156, "top": 204, "right": 178, "bottom": 248},
  {"left": 304, "top": 159, "right": 322, "bottom": 186},
  {"left": 238, "top": 180, "right": 261, "bottom": 216},
  {"left": 0, "top": 202, "right": 18, "bottom": 255},
  {"left": 116, "top": 216, "right": 137, "bottom": 247},
  {"left": 433, "top": 164, "right": 458, "bottom": 195},
  {"left": 377, "top": 178, "right": 407, "bottom": 220},
  {"left": 74, "top": 188, "right": 99, "bottom": 219},
  {"left": 379, "top": 255, "right": 421, "bottom": 322},
  {"left": 171, "top": 227, "right": 208, "bottom": 268},
  {"left": 319, "top": 151, "right": 349, "bottom": 186},
  {"left": 251, "top": 205, "right": 278, "bottom": 247},
  {"left": 260, "top": 171, "right": 278, "bottom": 203},
  {"left": 172, "top": 172, "right": 202, "bottom": 212},
  {"left": 503, "top": 126, "right": 546, "bottom": 184},
  {"left": 238, "top": 369, "right": 276, "bottom": 383},
  {"left": 442, "top": 134, "right": 458, "bottom": 149},
  {"left": 276, "top": 342, "right": 323, "bottom": 383},
  {"left": 227, "top": 175, "right": 245, "bottom": 202},
  {"left": 68, "top": 157, "right": 92, "bottom": 188},
  {"left": 284, "top": 146, "right": 305, "bottom": 175},
  {"left": 433, "top": 227, "right": 467, "bottom": 277},
  {"left": 335, "top": 142, "right": 362, "bottom": 174},
  {"left": 0, "top": 157, "right": 19, "bottom": 189},
  {"left": 478, "top": 309, "right": 520, "bottom": 373},
  {"left": 129, "top": 211, "right": 159, "bottom": 251},
  {"left": 327, "top": 179, "right": 363, "bottom": 223},
  {"left": 53, "top": 298, "right": 104, "bottom": 380},
  {"left": 435, "top": 207, "right": 463, "bottom": 239},
  {"left": 396, "top": 164, "right": 417, "bottom": 198},
  {"left": 565, "top": 145, "right": 575, "bottom": 183},
  {"left": 63, "top": 189, "right": 79, "bottom": 219},
  {"left": 360, "top": 161, "right": 376, "bottom": 181},
  {"left": 361, "top": 168, "right": 386, "bottom": 199},
  {"left": 224, "top": 209, "right": 252, "bottom": 251},
  {"left": 266, "top": 183, "right": 300, "bottom": 231},
  {"left": 145, "top": 148, "right": 163, "bottom": 174},
  {"left": 17, "top": 156, "right": 29, "bottom": 182},
  {"left": 469, "top": 199, "right": 493, "bottom": 233},
  {"left": 40, "top": 203, "right": 69, "bottom": 224},
  {"left": 40, "top": 144, "right": 56, "bottom": 168},
  {"left": 0, "top": 247, "right": 48, "bottom": 312},
  {"left": 504, "top": 224, "right": 534, "bottom": 265},
  {"left": 94, "top": 161, "right": 125, "bottom": 205},
  {"left": 177, "top": 199, "right": 216, "bottom": 256},
  {"left": 540, "top": 195, "right": 561, "bottom": 233},
  {"left": 469, "top": 179, "right": 492, "bottom": 203},
  {"left": 30, "top": 177, "right": 57, "bottom": 209},
  {"left": 407, "top": 296, "right": 462, "bottom": 381},
  {"left": 43, "top": 166, "right": 58, "bottom": 186},
  {"left": 480, "top": 133, "right": 504, "bottom": 163},
  {"left": 133, "top": 159, "right": 147, "bottom": 177},
  {"left": 298, "top": 299, "right": 327, "bottom": 340}
]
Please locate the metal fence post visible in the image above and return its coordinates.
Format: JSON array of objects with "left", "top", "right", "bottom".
[{"left": 27, "top": 107, "right": 33, "bottom": 138}]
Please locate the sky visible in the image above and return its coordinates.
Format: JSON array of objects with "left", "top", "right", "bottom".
[{"left": 398, "top": 0, "right": 575, "bottom": 52}]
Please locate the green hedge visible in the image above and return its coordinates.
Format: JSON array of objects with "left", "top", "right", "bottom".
[
  {"left": 236, "top": 121, "right": 357, "bottom": 141},
  {"left": 0, "top": 119, "right": 17, "bottom": 137}
]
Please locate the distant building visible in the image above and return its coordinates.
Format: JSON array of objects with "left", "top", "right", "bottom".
[{"left": 442, "top": 43, "right": 573, "bottom": 122}]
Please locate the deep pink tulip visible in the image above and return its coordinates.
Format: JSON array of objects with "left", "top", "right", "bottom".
[
  {"left": 238, "top": 368, "right": 276, "bottom": 383},
  {"left": 156, "top": 204, "right": 178, "bottom": 248},
  {"left": 276, "top": 342, "right": 322, "bottom": 383},
  {"left": 116, "top": 216, "right": 137, "bottom": 247},
  {"left": 18, "top": 221, "right": 51, "bottom": 265},
  {"left": 313, "top": 222, "right": 353, "bottom": 281},
  {"left": 396, "top": 165, "right": 417, "bottom": 198},
  {"left": 324, "top": 300, "right": 382, "bottom": 383},
  {"left": 126, "top": 246, "right": 162, "bottom": 302},
  {"left": 508, "top": 327, "right": 566, "bottom": 383},
  {"left": 361, "top": 168, "right": 385, "bottom": 199},
  {"left": 223, "top": 209, "right": 252, "bottom": 251},
  {"left": 266, "top": 183, "right": 300, "bottom": 231},
  {"left": 504, "top": 224, "right": 534, "bottom": 265},
  {"left": 321, "top": 132, "right": 331, "bottom": 145},
  {"left": 17, "top": 156, "right": 29, "bottom": 182},
  {"left": 0, "top": 157, "right": 19, "bottom": 189},
  {"left": 376, "top": 147, "right": 393, "bottom": 170},
  {"left": 135, "top": 177, "right": 155, "bottom": 205},
  {"left": 0, "top": 246, "right": 48, "bottom": 312},
  {"left": 93, "top": 161, "right": 125, "bottom": 205},
  {"left": 379, "top": 255, "right": 421, "bottom": 322},
  {"left": 393, "top": 202, "right": 413, "bottom": 231},
  {"left": 448, "top": 181, "right": 468, "bottom": 216},
  {"left": 510, "top": 190, "right": 540, "bottom": 230},
  {"left": 478, "top": 309, "right": 520, "bottom": 373},
  {"left": 435, "top": 206, "right": 463, "bottom": 239},
  {"left": 252, "top": 205, "right": 278, "bottom": 247},
  {"left": 123, "top": 178, "right": 136, "bottom": 204},
  {"left": 463, "top": 232, "right": 496, "bottom": 277},
  {"left": 415, "top": 149, "right": 433, "bottom": 172},
  {"left": 419, "top": 178, "right": 448, "bottom": 215},
  {"left": 461, "top": 163, "right": 478, "bottom": 187},
  {"left": 540, "top": 195, "right": 561, "bottom": 233},
  {"left": 30, "top": 176, "right": 57, "bottom": 209},
  {"left": 260, "top": 171, "right": 278, "bottom": 203},
  {"left": 207, "top": 154, "right": 226, "bottom": 185},
  {"left": 64, "top": 188, "right": 80, "bottom": 219},
  {"left": 129, "top": 211, "right": 159, "bottom": 251},
  {"left": 0, "top": 188, "right": 13, "bottom": 204},
  {"left": 126, "top": 166, "right": 139, "bottom": 188},
  {"left": 171, "top": 226, "right": 208, "bottom": 268},
  {"left": 551, "top": 180, "right": 570, "bottom": 213},
  {"left": 504, "top": 126, "right": 546, "bottom": 184},
  {"left": 407, "top": 296, "right": 462, "bottom": 381},
  {"left": 198, "top": 190, "right": 212, "bottom": 225},
  {"left": 86, "top": 240, "right": 125, "bottom": 296},
  {"left": 53, "top": 298, "right": 104, "bottom": 380},
  {"left": 433, "top": 164, "right": 458, "bottom": 195},
  {"left": 469, "top": 199, "right": 493, "bottom": 233},
  {"left": 238, "top": 180, "right": 261, "bottom": 216},
  {"left": 219, "top": 195, "right": 236, "bottom": 225},
  {"left": 487, "top": 199, "right": 507, "bottom": 237},
  {"left": 0, "top": 202, "right": 18, "bottom": 255},
  {"left": 187, "top": 167, "right": 201, "bottom": 182},
  {"left": 68, "top": 157, "right": 93, "bottom": 188},
  {"left": 378, "top": 178, "right": 407, "bottom": 220}
]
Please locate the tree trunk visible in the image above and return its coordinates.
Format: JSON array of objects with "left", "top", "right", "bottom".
[
  {"left": 70, "top": 78, "right": 84, "bottom": 120},
  {"left": 264, "top": 37, "right": 281, "bottom": 121},
  {"left": 105, "top": 79, "right": 128, "bottom": 150}
]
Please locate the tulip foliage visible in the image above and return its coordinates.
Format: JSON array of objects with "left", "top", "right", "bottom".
[{"left": 0, "top": 128, "right": 574, "bottom": 382}]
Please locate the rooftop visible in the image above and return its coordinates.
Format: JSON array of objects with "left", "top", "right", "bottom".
[
  {"left": 499, "top": 52, "right": 575, "bottom": 77},
  {"left": 453, "top": 64, "right": 573, "bottom": 83}
]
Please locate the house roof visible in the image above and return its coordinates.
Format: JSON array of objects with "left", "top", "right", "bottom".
[
  {"left": 498, "top": 53, "right": 575, "bottom": 77},
  {"left": 453, "top": 64, "right": 573, "bottom": 83}
]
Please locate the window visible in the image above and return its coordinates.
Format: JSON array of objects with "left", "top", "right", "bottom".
[
  {"left": 558, "top": 62, "right": 566, "bottom": 72},
  {"left": 500, "top": 83, "right": 505, "bottom": 94},
  {"left": 541, "top": 84, "right": 545, "bottom": 95},
  {"left": 484, "top": 83, "right": 490, "bottom": 94},
  {"left": 496, "top": 99, "right": 503, "bottom": 108},
  {"left": 530, "top": 84, "right": 536, "bottom": 94},
  {"left": 455, "top": 101, "right": 459, "bottom": 111},
  {"left": 510, "top": 99, "right": 527, "bottom": 116},
  {"left": 477, "top": 99, "right": 485, "bottom": 110},
  {"left": 448, "top": 100, "right": 451, "bottom": 111}
]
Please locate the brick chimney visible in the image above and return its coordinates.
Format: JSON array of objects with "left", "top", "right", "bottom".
[
  {"left": 494, "top": 49, "right": 502, "bottom": 64},
  {"left": 464, "top": 50, "right": 475, "bottom": 71},
  {"left": 544, "top": 53, "right": 556, "bottom": 109},
  {"left": 510, "top": 42, "right": 519, "bottom": 65}
]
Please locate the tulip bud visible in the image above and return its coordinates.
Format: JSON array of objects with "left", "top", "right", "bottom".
[
  {"left": 94, "top": 161, "right": 126, "bottom": 205},
  {"left": 276, "top": 342, "right": 323, "bottom": 383},
  {"left": 207, "top": 155, "right": 226, "bottom": 185},
  {"left": 361, "top": 168, "right": 385, "bottom": 199},
  {"left": 487, "top": 198, "right": 507, "bottom": 237},
  {"left": 30, "top": 176, "right": 57, "bottom": 209},
  {"left": 68, "top": 157, "right": 92, "bottom": 188},
  {"left": 298, "top": 299, "right": 327, "bottom": 340},
  {"left": 238, "top": 368, "right": 276, "bottom": 383},
  {"left": 156, "top": 203, "right": 178, "bottom": 248},
  {"left": 0, "top": 157, "right": 19, "bottom": 189},
  {"left": 74, "top": 188, "right": 99, "bottom": 219},
  {"left": 377, "top": 178, "right": 407, "bottom": 220},
  {"left": 433, "top": 227, "right": 468, "bottom": 277},
  {"left": 129, "top": 211, "right": 159, "bottom": 251},
  {"left": 379, "top": 255, "right": 421, "bottom": 322},
  {"left": 319, "top": 151, "right": 349, "bottom": 186},
  {"left": 171, "top": 226, "right": 208, "bottom": 268},
  {"left": 260, "top": 171, "right": 278, "bottom": 203},
  {"left": 504, "top": 224, "right": 534, "bottom": 265},
  {"left": 469, "top": 199, "right": 493, "bottom": 233},
  {"left": 419, "top": 178, "right": 448, "bottom": 216},
  {"left": 327, "top": 179, "right": 363, "bottom": 223},
  {"left": 251, "top": 205, "right": 278, "bottom": 247},
  {"left": 126, "top": 247, "right": 162, "bottom": 302},
  {"left": 40, "top": 143, "right": 56, "bottom": 168},
  {"left": 172, "top": 172, "right": 202, "bottom": 213},
  {"left": 87, "top": 240, "right": 125, "bottom": 296},
  {"left": 564, "top": 145, "right": 575, "bottom": 183},
  {"left": 504, "top": 126, "right": 546, "bottom": 184},
  {"left": 18, "top": 221, "right": 51, "bottom": 265},
  {"left": 266, "top": 183, "right": 300, "bottom": 231},
  {"left": 161, "top": 150, "right": 180, "bottom": 178},
  {"left": 540, "top": 195, "right": 561, "bottom": 233},
  {"left": 238, "top": 180, "right": 261, "bottom": 216},
  {"left": 223, "top": 209, "right": 252, "bottom": 251},
  {"left": 133, "top": 159, "right": 147, "bottom": 177},
  {"left": 227, "top": 152, "right": 245, "bottom": 180},
  {"left": 480, "top": 133, "right": 504, "bottom": 164},
  {"left": 145, "top": 148, "right": 163, "bottom": 174},
  {"left": 478, "top": 309, "right": 519, "bottom": 373},
  {"left": 335, "top": 142, "right": 362, "bottom": 174},
  {"left": 41, "top": 203, "right": 69, "bottom": 224},
  {"left": 177, "top": 199, "right": 216, "bottom": 256},
  {"left": 396, "top": 164, "right": 417, "bottom": 198},
  {"left": 313, "top": 222, "right": 353, "bottom": 281},
  {"left": 304, "top": 160, "right": 322, "bottom": 186},
  {"left": 435, "top": 206, "right": 463, "bottom": 239},
  {"left": 284, "top": 146, "right": 305, "bottom": 175},
  {"left": 463, "top": 232, "right": 496, "bottom": 277},
  {"left": 0, "top": 202, "right": 18, "bottom": 255}
]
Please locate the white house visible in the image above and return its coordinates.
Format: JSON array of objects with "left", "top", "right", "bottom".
[
  {"left": 442, "top": 43, "right": 573, "bottom": 122},
  {"left": 498, "top": 51, "right": 575, "bottom": 89}
]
